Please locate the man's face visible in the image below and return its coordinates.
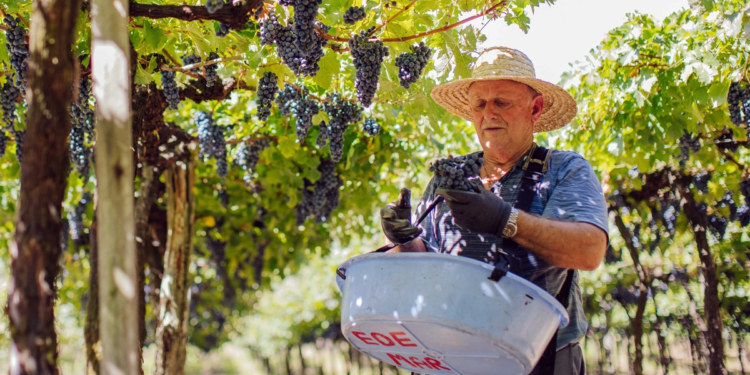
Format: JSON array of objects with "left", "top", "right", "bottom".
[{"left": 467, "top": 80, "right": 544, "bottom": 156}]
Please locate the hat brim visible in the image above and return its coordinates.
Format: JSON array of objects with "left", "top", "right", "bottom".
[{"left": 430, "top": 77, "right": 578, "bottom": 133}]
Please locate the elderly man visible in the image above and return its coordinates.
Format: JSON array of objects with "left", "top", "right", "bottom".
[{"left": 380, "top": 47, "right": 608, "bottom": 374}]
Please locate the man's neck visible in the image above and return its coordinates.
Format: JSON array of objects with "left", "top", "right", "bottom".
[{"left": 481, "top": 143, "right": 534, "bottom": 181}]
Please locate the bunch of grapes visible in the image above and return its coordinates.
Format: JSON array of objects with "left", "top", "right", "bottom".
[
  {"left": 3, "top": 15, "right": 29, "bottom": 90},
  {"left": 161, "top": 70, "right": 180, "bottom": 110},
  {"left": 728, "top": 81, "right": 743, "bottom": 126},
  {"left": 717, "top": 131, "right": 738, "bottom": 153},
  {"left": 315, "top": 121, "right": 329, "bottom": 148},
  {"left": 205, "top": 52, "right": 220, "bottom": 87},
  {"left": 260, "top": 12, "right": 283, "bottom": 46},
  {"left": 181, "top": 54, "right": 202, "bottom": 74},
  {"left": 216, "top": 22, "right": 231, "bottom": 37},
  {"left": 394, "top": 42, "right": 432, "bottom": 89},
  {"left": 68, "top": 192, "right": 92, "bottom": 242},
  {"left": 693, "top": 171, "right": 711, "bottom": 194},
  {"left": 738, "top": 205, "right": 750, "bottom": 227},
  {"left": 276, "top": 83, "right": 301, "bottom": 115},
  {"left": 290, "top": 88, "right": 319, "bottom": 139},
  {"left": 290, "top": 0, "right": 323, "bottom": 57},
  {"left": 295, "top": 159, "right": 343, "bottom": 224},
  {"left": 362, "top": 118, "right": 380, "bottom": 136},
  {"left": 0, "top": 131, "right": 7, "bottom": 158},
  {"left": 322, "top": 93, "right": 362, "bottom": 161},
  {"left": 256, "top": 72, "right": 279, "bottom": 121},
  {"left": 349, "top": 28, "right": 389, "bottom": 107},
  {"left": 429, "top": 153, "right": 484, "bottom": 192},
  {"left": 709, "top": 215, "right": 728, "bottom": 241},
  {"left": 678, "top": 131, "right": 700, "bottom": 167},
  {"left": 205, "top": 0, "right": 225, "bottom": 14},
  {"left": 343, "top": 6, "right": 366, "bottom": 25},
  {"left": 69, "top": 76, "right": 95, "bottom": 177},
  {"left": 234, "top": 137, "right": 271, "bottom": 185},
  {"left": 195, "top": 111, "right": 228, "bottom": 178},
  {"left": 1, "top": 82, "right": 20, "bottom": 128},
  {"left": 11, "top": 129, "right": 24, "bottom": 164}
]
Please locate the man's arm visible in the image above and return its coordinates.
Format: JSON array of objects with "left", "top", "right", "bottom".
[{"left": 514, "top": 212, "right": 607, "bottom": 271}]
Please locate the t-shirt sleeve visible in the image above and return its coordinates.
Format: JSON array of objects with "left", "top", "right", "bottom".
[
  {"left": 542, "top": 154, "right": 609, "bottom": 240},
  {"left": 413, "top": 178, "right": 441, "bottom": 253}
]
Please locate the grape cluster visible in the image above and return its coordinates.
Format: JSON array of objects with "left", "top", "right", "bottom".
[
  {"left": 295, "top": 159, "right": 343, "bottom": 224},
  {"left": 11, "top": 129, "right": 24, "bottom": 164},
  {"left": 739, "top": 180, "right": 750, "bottom": 227},
  {"left": 0, "top": 131, "right": 7, "bottom": 158},
  {"left": 3, "top": 15, "right": 29, "bottom": 90},
  {"left": 276, "top": 83, "right": 301, "bottom": 115},
  {"left": 343, "top": 6, "right": 366, "bottom": 25},
  {"left": 216, "top": 22, "right": 231, "bottom": 37},
  {"left": 195, "top": 111, "right": 228, "bottom": 178},
  {"left": 728, "top": 81, "right": 743, "bottom": 126},
  {"left": 261, "top": 13, "right": 329, "bottom": 77},
  {"left": 290, "top": 0, "right": 323, "bottom": 57},
  {"left": 205, "top": 52, "right": 220, "bottom": 87},
  {"left": 693, "top": 171, "right": 710, "bottom": 194},
  {"left": 234, "top": 137, "right": 271, "bottom": 185},
  {"left": 429, "top": 153, "right": 484, "bottom": 192},
  {"left": 68, "top": 192, "right": 92, "bottom": 242},
  {"left": 349, "top": 28, "right": 389, "bottom": 107},
  {"left": 69, "top": 76, "right": 95, "bottom": 178},
  {"left": 394, "top": 42, "right": 432, "bottom": 89},
  {"left": 315, "top": 121, "right": 329, "bottom": 148},
  {"left": 1, "top": 82, "right": 20, "bottom": 128},
  {"left": 260, "top": 12, "right": 283, "bottom": 46},
  {"left": 161, "top": 71, "right": 180, "bottom": 110},
  {"left": 290, "top": 88, "right": 319, "bottom": 139},
  {"left": 181, "top": 54, "right": 202, "bottom": 74},
  {"left": 322, "top": 93, "right": 362, "bottom": 162},
  {"left": 362, "top": 118, "right": 380, "bottom": 136},
  {"left": 205, "top": 0, "right": 225, "bottom": 14},
  {"left": 709, "top": 215, "right": 728, "bottom": 241},
  {"left": 256, "top": 72, "right": 279, "bottom": 121},
  {"left": 678, "top": 131, "right": 700, "bottom": 167}
]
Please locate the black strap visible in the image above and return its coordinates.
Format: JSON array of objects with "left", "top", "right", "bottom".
[
  {"left": 533, "top": 269, "right": 575, "bottom": 375},
  {"left": 489, "top": 144, "right": 550, "bottom": 281}
]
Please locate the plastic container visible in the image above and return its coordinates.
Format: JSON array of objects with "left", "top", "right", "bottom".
[{"left": 336, "top": 252, "right": 569, "bottom": 375}]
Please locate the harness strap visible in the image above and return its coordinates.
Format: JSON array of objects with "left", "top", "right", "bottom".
[{"left": 533, "top": 269, "right": 575, "bottom": 375}]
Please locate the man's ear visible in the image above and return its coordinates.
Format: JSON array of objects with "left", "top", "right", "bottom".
[{"left": 530, "top": 94, "right": 544, "bottom": 123}]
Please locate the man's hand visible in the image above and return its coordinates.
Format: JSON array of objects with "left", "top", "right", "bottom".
[
  {"left": 436, "top": 180, "right": 513, "bottom": 237},
  {"left": 380, "top": 188, "right": 422, "bottom": 245}
]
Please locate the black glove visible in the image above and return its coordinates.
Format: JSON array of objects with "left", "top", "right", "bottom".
[
  {"left": 380, "top": 188, "right": 422, "bottom": 245},
  {"left": 436, "top": 180, "right": 513, "bottom": 237}
]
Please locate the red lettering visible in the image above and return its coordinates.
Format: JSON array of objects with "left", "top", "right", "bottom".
[
  {"left": 351, "top": 331, "right": 378, "bottom": 346},
  {"left": 386, "top": 353, "right": 415, "bottom": 367},
  {"left": 371, "top": 332, "right": 395, "bottom": 346},
  {"left": 390, "top": 331, "right": 417, "bottom": 347},
  {"left": 409, "top": 357, "right": 425, "bottom": 369},
  {"left": 424, "top": 358, "right": 451, "bottom": 371}
]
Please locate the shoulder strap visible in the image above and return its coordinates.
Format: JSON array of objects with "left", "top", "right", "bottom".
[
  {"left": 532, "top": 269, "right": 575, "bottom": 375},
  {"left": 488, "top": 144, "right": 550, "bottom": 282}
]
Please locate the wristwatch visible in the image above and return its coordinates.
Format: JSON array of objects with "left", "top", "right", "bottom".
[{"left": 502, "top": 208, "right": 519, "bottom": 238}]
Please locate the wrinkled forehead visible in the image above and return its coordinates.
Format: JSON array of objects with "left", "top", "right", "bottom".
[{"left": 467, "top": 79, "right": 538, "bottom": 100}]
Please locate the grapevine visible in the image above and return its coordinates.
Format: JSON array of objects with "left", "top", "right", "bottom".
[
  {"left": 256, "top": 72, "right": 279, "bottom": 121},
  {"left": 1, "top": 81, "right": 20, "bottom": 128},
  {"left": 742, "top": 87, "right": 750, "bottom": 127},
  {"left": 68, "top": 192, "right": 92, "bottom": 242},
  {"left": 349, "top": 27, "right": 389, "bottom": 107},
  {"left": 362, "top": 118, "right": 380, "bottom": 136},
  {"left": 290, "top": 88, "right": 319, "bottom": 139},
  {"left": 315, "top": 121, "right": 328, "bottom": 148},
  {"left": 195, "top": 111, "right": 228, "bottom": 178},
  {"left": 69, "top": 76, "right": 95, "bottom": 178},
  {"left": 161, "top": 70, "right": 180, "bottom": 110},
  {"left": 261, "top": 13, "right": 330, "bottom": 77},
  {"left": 295, "top": 159, "right": 343, "bottom": 224},
  {"left": 678, "top": 131, "right": 700, "bottom": 167},
  {"left": 3, "top": 15, "right": 29, "bottom": 91},
  {"left": 287, "top": 0, "right": 323, "bottom": 57},
  {"left": 394, "top": 42, "right": 432, "bottom": 89},
  {"left": 0, "top": 131, "right": 7, "bottom": 158},
  {"left": 206, "top": 52, "right": 221, "bottom": 87},
  {"left": 275, "top": 83, "right": 301, "bottom": 115},
  {"left": 12, "top": 129, "right": 24, "bottom": 164},
  {"left": 429, "top": 153, "right": 484, "bottom": 192},
  {"left": 343, "top": 6, "right": 366, "bottom": 25}
]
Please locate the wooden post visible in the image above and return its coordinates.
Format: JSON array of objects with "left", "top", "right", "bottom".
[
  {"left": 7, "top": 0, "right": 81, "bottom": 372},
  {"left": 91, "top": 0, "right": 138, "bottom": 370},
  {"left": 154, "top": 160, "right": 196, "bottom": 375}
]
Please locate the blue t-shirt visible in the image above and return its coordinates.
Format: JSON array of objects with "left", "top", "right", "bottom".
[{"left": 414, "top": 148, "right": 609, "bottom": 350}]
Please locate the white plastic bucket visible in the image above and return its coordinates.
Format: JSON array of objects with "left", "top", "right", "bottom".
[{"left": 336, "top": 252, "right": 569, "bottom": 375}]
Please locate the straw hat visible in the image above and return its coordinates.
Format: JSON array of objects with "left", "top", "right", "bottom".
[{"left": 430, "top": 47, "right": 577, "bottom": 133}]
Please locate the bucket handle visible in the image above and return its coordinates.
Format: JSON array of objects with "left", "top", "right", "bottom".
[{"left": 337, "top": 196, "right": 445, "bottom": 280}]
